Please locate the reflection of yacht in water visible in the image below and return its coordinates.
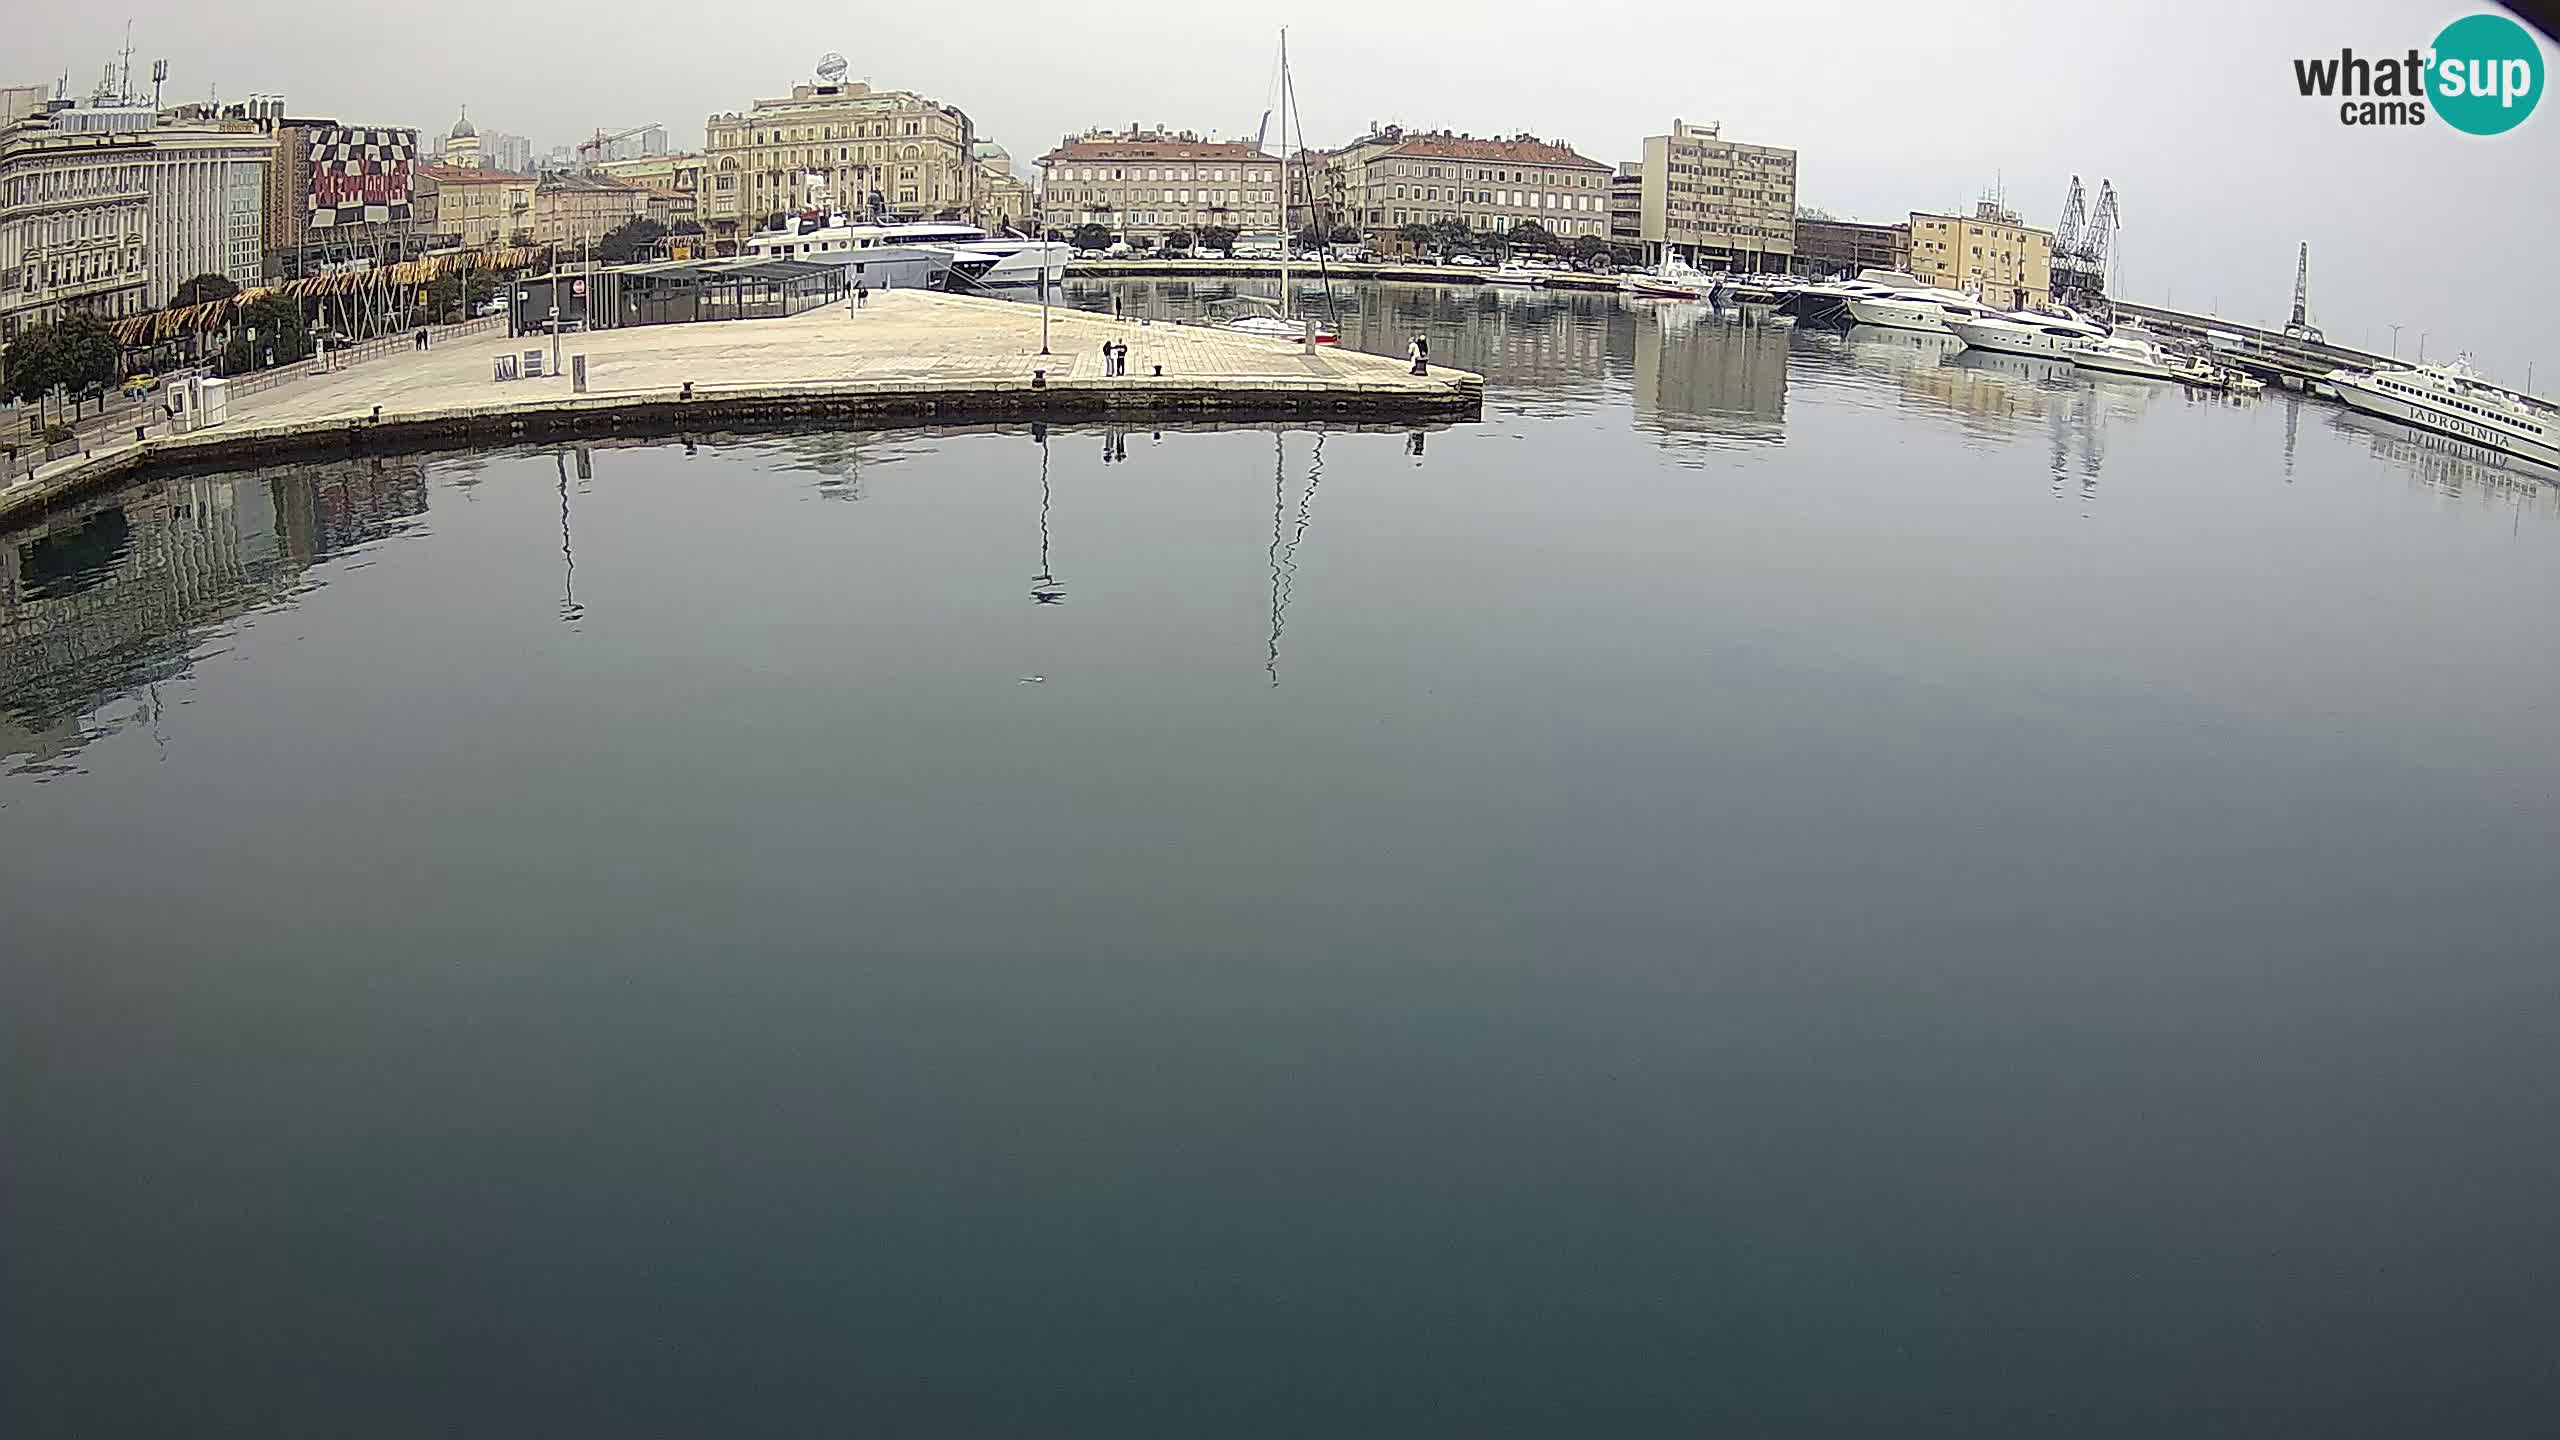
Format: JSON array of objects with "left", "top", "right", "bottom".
[
  {"left": 1839, "top": 323, "right": 1963, "bottom": 371},
  {"left": 1951, "top": 346, "right": 2082, "bottom": 388}
]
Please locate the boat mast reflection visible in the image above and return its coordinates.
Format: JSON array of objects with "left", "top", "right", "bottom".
[
  {"left": 1029, "top": 425, "right": 1064, "bottom": 606},
  {"left": 1265, "top": 431, "right": 1325, "bottom": 686},
  {"left": 554, "top": 451, "right": 584, "bottom": 625}
]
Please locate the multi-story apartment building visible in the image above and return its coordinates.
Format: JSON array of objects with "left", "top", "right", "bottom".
[
  {"left": 532, "top": 174, "right": 647, "bottom": 248},
  {"left": 0, "top": 116, "right": 150, "bottom": 341},
  {"left": 1609, "top": 162, "right": 1642, "bottom": 250},
  {"left": 1908, "top": 202, "right": 2052, "bottom": 309},
  {"left": 702, "top": 74, "right": 977, "bottom": 236},
  {"left": 136, "top": 121, "right": 272, "bottom": 303},
  {"left": 1323, "top": 129, "right": 1611, "bottom": 253},
  {"left": 1793, "top": 216, "right": 1910, "bottom": 278},
  {"left": 1637, "top": 118, "right": 1797, "bottom": 271},
  {"left": 1036, "top": 129, "right": 1281, "bottom": 243},
  {"left": 415, "top": 163, "right": 535, "bottom": 246},
  {"left": 27, "top": 102, "right": 275, "bottom": 306}
]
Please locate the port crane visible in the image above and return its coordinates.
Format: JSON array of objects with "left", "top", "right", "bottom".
[
  {"left": 575, "top": 124, "right": 661, "bottom": 171},
  {"left": 2051, "top": 176, "right": 2119, "bottom": 318}
]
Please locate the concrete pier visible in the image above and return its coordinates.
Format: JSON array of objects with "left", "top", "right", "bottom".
[{"left": 0, "top": 290, "right": 1480, "bottom": 524}]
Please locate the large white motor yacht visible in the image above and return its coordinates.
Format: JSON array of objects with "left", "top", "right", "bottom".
[
  {"left": 746, "top": 216, "right": 1069, "bottom": 290},
  {"left": 2064, "top": 334, "right": 2217, "bottom": 384},
  {"left": 1842, "top": 284, "right": 2007, "bottom": 335},
  {"left": 1945, "top": 310, "right": 2111, "bottom": 357},
  {"left": 2328, "top": 360, "right": 2560, "bottom": 469},
  {"left": 1622, "top": 256, "right": 1715, "bottom": 300}
]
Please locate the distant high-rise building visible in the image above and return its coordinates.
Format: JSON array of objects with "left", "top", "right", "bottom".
[{"left": 481, "top": 131, "right": 531, "bottom": 174}]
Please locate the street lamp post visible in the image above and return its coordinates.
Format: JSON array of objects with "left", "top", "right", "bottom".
[
  {"left": 2390, "top": 323, "right": 2402, "bottom": 358},
  {"left": 2419, "top": 331, "right": 2430, "bottom": 364}
]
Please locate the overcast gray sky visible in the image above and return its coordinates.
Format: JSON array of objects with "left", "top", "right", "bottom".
[{"left": 22, "top": 0, "right": 2557, "bottom": 380}]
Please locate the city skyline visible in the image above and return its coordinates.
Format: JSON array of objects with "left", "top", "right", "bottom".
[{"left": 13, "top": 0, "right": 2558, "bottom": 379}]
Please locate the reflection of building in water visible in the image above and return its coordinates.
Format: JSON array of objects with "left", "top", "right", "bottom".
[
  {"left": 2329, "top": 406, "right": 2559, "bottom": 513},
  {"left": 1, "top": 457, "right": 429, "bottom": 772},
  {"left": 1631, "top": 305, "right": 1787, "bottom": 450}
]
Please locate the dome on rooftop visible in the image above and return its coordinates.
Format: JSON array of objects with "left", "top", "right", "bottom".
[{"left": 450, "top": 109, "right": 476, "bottom": 140}]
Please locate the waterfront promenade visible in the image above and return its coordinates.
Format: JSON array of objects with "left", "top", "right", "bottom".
[{"left": 0, "top": 290, "right": 1480, "bottom": 523}]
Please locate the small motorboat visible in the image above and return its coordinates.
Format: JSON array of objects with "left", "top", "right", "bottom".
[{"left": 1486, "top": 266, "right": 1545, "bottom": 288}]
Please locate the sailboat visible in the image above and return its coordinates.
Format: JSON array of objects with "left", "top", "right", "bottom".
[{"left": 1219, "top": 30, "right": 1339, "bottom": 345}]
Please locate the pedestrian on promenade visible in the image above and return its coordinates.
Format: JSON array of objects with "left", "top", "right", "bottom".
[
  {"left": 1101, "top": 338, "right": 1113, "bottom": 375},
  {"left": 856, "top": 280, "right": 869, "bottom": 309},
  {"left": 1408, "top": 335, "right": 1429, "bottom": 375}
]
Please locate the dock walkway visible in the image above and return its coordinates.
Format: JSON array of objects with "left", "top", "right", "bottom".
[{"left": 0, "top": 290, "right": 1480, "bottom": 524}]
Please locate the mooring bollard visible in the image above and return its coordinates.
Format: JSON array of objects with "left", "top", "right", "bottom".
[
  {"left": 1152, "top": 364, "right": 1163, "bottom": 377},
  {"left": 371, "top": 405, "right": 382, "bottom": 423},
  {"left": 681, "top": 380, "right": 693, "bottom": 401},
  {"left": 1032, "top": 368, "right": 1046, "bottom": 389}
]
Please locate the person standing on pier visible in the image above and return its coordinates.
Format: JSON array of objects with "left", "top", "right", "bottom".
[{"left": 1409, "top": 335, "right": 1429, "bottom": 375}]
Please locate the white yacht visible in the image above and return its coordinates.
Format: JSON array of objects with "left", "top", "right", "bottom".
[
  {"left": 2328, "top": 360, "right": 2560, "bottom": 469},
  {"left": 2065, "top": 334, "right": 2218, "bottom": 384},
  {"left": 1486, "top": 266, "right": 1545, "bottom": 288},
  {"left": 1776, "top": 268, "right": 1924, "bottom": 323},
  {"left": 745, "top": 216, "right": 1069, "bottom": 290},
  {"left": 1623, "top": 256, "right": 1715, "bottom": 300},
  {"left": 1945, "top": 309, "right": 2111, "bottom": 358},
  {"left": 1843, "top": 284, "right": 2007, "bottom": 335}
]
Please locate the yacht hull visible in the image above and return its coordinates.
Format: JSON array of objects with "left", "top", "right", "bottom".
[
  {"left": 1946, "top": 319, "right": 2086, "bottom": 358},
  {"left": 1843, "top": 296, "right": 1952, "bottom": 334}
]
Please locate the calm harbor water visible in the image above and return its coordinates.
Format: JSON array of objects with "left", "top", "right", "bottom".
[{"left": 5, "top": 283, "right": 2558, "bottom": 1436}]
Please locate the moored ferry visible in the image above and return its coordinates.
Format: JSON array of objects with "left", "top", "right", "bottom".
[{"left": 2327, "top": 361, "right": 2560, "bottom": 470}]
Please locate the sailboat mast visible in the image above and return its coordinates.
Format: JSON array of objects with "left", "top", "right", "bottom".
[{"left": 1279, "top": 28, "right": 1291, "bottom": 319}]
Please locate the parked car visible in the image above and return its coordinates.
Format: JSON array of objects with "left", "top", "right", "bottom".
[
  {"left": 1073, "top": 248, "right": 1107, "bottom": 260},
  {"left": 476, "top": 298, "right": 508, "bottom": 317},
  {"left": 1449, "top": 254, "right": 1485, "bottom": 267},
  {"left": 119, "top": 373, "right": 158, "bottom": 397}
]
